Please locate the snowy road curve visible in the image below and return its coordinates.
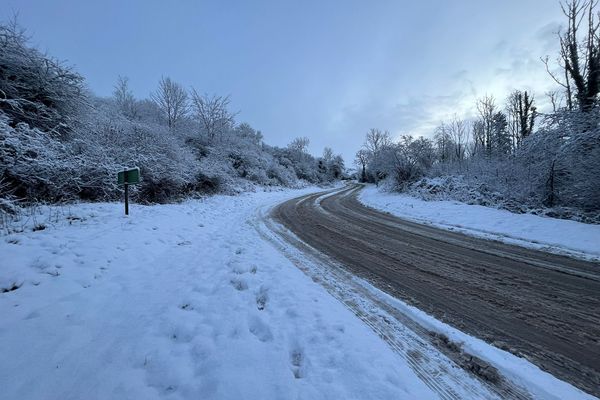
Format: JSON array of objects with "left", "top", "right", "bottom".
[{"left": 272, "top": 184, "right": 600, "bottom": 398}]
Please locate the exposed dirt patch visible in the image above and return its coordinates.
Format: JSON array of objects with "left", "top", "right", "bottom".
[{"left": 430, "top": 331, "right": 501, "bottom": 384}]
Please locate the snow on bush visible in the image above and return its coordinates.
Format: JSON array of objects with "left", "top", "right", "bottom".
[
  {"left": 0, "top": 19, "right": 345, "bottom": 222},
  {"left": 363, "top": 109, "right": 600, "bottom": 223},
  {"left": 0, "top": 20, "right": 85, "bottom": 135}
]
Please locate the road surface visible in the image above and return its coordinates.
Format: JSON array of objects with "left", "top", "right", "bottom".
[{"left": 272, "top": 184, "right": 600, "bottom": 397}]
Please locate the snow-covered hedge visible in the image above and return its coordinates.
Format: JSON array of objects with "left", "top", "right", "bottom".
[
  {"left": 0, "top": 21, "right": 85, "bottom": 135},
  {"left": 0, "top": 19, "right": 345, "bottom": 220},
  {"left": 0, "top": 115, "right": 111, "bottom": 202},
  {"left": 367, "top": 109, "right": 600, "bottom": 222}
]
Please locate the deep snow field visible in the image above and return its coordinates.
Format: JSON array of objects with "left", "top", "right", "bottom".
[
  {"left": 1, "top": 187, "right": 438, "bottom": 400},
  {"left": 359, "top": 185, "right": 600, "bottom": 262}
]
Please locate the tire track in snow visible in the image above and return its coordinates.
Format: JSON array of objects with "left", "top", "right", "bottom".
[
  {"left": 252, "top": 197, "right": 533, "bottom": 400},
  {"left": 270, "top": 184, "right": 600, "bottom": 398}
]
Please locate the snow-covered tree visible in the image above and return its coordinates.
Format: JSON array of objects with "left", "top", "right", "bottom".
[
  {"left": 491, "top": 111, "right": 511, "bottom": 156},
  {"left": 447, "top": 116, "right": 467, "bottom": 162},
  {"left": 476, "top": 95, "right": 497, "bottom": 157},
  {"left": 364, "top": 128, "right": 392, "bottom": 155},
  {"left": 322, "top": 147, "right": 334, "bottom": 163},
  {"left": 190, "top": 90, "right": 236, "bottom": 142},
  {"left": 434, "top": 123, "right": 453, "bottom": 163},
  {"left": 354, "top": 149, "right": 369, "bottom": 182},
  {"left": 544, "top": 0, "right": 600, "bottom": 111},
  {"left": 507, "top": 90, "right": 536, "bottom": 150},
  {"left": 0, "top": 19, "right": 85, "bottom": 135},
  {"left": 288, "top": 136, "right": 310, "bottom": 154},
  {"left": 113, "top": 76, "right": 138, "bottom": 120},
  {"left": 151, "top": 76, "right": 188, "bottom": 130},
  {"left": 328, "top": 155, "right": 345, "bottom": 180}
]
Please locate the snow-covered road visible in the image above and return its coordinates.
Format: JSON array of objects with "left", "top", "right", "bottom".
[{"left": 1, "top": 188, "right": 438, "bottom": 400}]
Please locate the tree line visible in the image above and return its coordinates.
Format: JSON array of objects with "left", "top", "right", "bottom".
[
  {"left": 0, "top": 18, "right": 345, "bottom": 213},
  {"left": 355, "top": 0, "right": 600, "bottom": 216}
]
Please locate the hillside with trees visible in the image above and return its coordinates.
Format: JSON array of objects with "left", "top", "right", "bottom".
[
  {"left": 0, "top": 20, "right": 345, "bottom": 217},
  {"left": 355, "top": 0, "right": 600, "bottom": 223}
]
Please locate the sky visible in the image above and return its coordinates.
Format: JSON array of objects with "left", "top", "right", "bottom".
[{"left": 1, "top": 0, "right": 566, "bottom": 163}]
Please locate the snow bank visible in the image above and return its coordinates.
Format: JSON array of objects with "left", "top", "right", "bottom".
[
  {"left": 359, "top": 185, "right": 600, "bottom": 261},
  {"left": 1, "top": 188, "right": 437, "bottom": 400}
]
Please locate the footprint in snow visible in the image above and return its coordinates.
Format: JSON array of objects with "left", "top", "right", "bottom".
[
  {"left": 24, "top": 310, "right": 40, "bottom": 320},
  {"left": 290, "top": 347, "right": 306, "bottom": 379},
  {"left": 248, "top": 315, "right": 273, "bottom": 342},
  {"left": 230, "top": 278, "right": 248, "bottom": 291},
  {"left": 256, "top": 287, "right": 268, "bottom": 311},
  {"left": 227, "top": 260, "right": 246, "bottom": 275}
]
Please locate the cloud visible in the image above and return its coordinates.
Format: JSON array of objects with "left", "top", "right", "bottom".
[
  {"left": 536, "top": 21, "right": 563, "bottom": 54},
  {"left": 329, "top": 87, "right": 475, "bottom": 144},
  {"left": 329, "top": 17, "right": 563, "bottom": 152}
]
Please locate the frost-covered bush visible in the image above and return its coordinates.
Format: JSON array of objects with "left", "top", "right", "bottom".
[
  {"left": 0, "top": 177, "right": 17, "bottom": 215},
  {"left": 266, "top": 161, "right": 297, "bottom": 186},
  {"left": 365, "top": 136, "right": 436, "bottom": 188},
  {"left": 558, "top": 129, "right": 600, "bottom": 210},
  {"left": 73, "top": 105, "right": 210, "bottom": 202},
  {"left": 193, "top": 172, "right": 222, "bottom": 194},
  {"left": 0, "top": 115, "right": 89, "bottom": 201},
  {"left": 0, "top": 19, "right": 345, "bottom": 212},
  {"left": 520, "top": 111, "right": 600, "bottom": 211},
  {"left": 406, "top": 176, "right": 522, "bottom": 211},
  {"left": 0, "top": 21, "right": 85, "bottom": 135},
  {"left": 219, "top": 129, "right": 273, "bottom": 185},
  {"left": 401, "top": 111, "right": 600, "bottom": 221},
  {"left": 267, "top": 145, "right": 331, "bottom": 184},
  {"left": 0, "top": 101, "right": 220, "bottom": 206},
  {"left": 137, "top": 176, "right": 183, "bottom": 203}
]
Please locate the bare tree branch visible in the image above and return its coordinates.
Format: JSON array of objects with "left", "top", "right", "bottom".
[{"left": 151, "top": 77, "right": 188, "bottom": 130}]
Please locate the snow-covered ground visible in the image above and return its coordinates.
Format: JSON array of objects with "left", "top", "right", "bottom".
[
  {"left": 359, "top": 185, "right": 600, "bottom": 261},
  {"left": 2, "top": 186, "right": 597, "bottom": 400},
  {"left": 1, "top": 188, "right": 439, "bottom": 400}
]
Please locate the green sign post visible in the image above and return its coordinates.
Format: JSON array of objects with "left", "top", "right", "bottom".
[{"left": 117, "top": 167, "right": 141, "bottom": 215}]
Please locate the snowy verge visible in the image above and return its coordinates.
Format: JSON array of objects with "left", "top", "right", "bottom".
[
  {"left": 359, "top": 185, "right": 600, "bottom": 261},
  {"left": 1, "top": 187, "right": 437, "bottom": 400}
]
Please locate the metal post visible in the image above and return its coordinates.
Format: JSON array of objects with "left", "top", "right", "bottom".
[{"left": 124, "top": 183, "right": 129, "bottom": 215}]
